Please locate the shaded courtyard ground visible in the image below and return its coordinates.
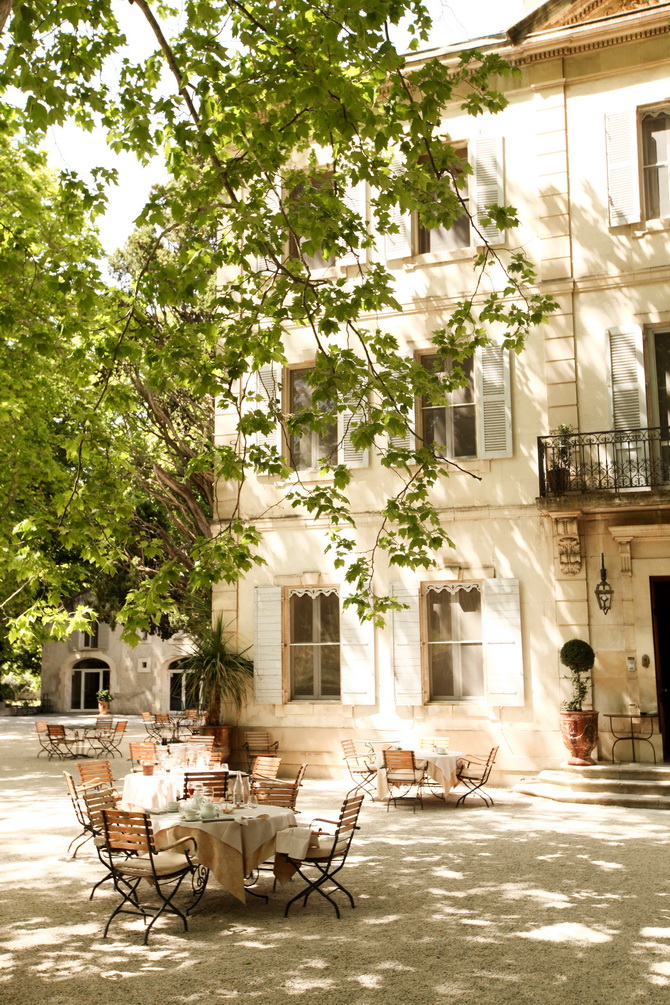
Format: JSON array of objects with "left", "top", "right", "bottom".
[{"left": 1, "top": 715, "right": 670, "bottom": 1004}]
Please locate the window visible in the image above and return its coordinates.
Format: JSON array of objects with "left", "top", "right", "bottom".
[
  {"left": 641, "top": 110, "right": 670, "bottom": 220},
  {"left": 82, "top": 625, "right": 99, "bottom": 649},
  {"left": 287, "top": 175, "right": 336, "bottom": 271},
  {"left": 288, "top": 588, "right": 340, "bottom": 700},
  {"left": 418, "top": 352, "right": 477, "bottom": 459},
  {"left": 168, "top": 659, "right": 188, "bottom": 711},
  {"left": 287, "top": 366, "right": 338, "bottom": 470},
  {"left": 417, "top": 147, "right": 471, "bottom": 254},
  {"left": 424, "top": 584, "right": 483, "bottom": 700}
]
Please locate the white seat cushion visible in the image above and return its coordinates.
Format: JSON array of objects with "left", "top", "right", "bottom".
[{"left": 116, "top": 851, "right": 191, "bottom": 876}]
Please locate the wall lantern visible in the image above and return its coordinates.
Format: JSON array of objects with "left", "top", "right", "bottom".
[{"left": 594, "top": 553, "right": 614, "bottom": 615}]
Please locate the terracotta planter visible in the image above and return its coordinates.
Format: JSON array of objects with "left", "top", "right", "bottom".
[
  {"left": 97, "top": 701, "right": 110, "bottom": 715},
  {"left": 560, "top": 710, "right": 599, "bottom": 765},
  {"left": 200, "top": 724, "right": 232, "bottom": 763},
  {"left": 142, "top": 763, "right": 154, "bottom": 776}
]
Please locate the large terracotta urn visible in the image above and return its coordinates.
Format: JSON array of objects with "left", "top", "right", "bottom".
[
  {"left": 559, "top": 710, "right": 599, "bottom": 765},
  {"left": 200, "top": 724, "right": 232, "bottom": 763}
]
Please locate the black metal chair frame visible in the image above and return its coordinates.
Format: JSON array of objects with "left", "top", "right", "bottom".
[
  {"left": 283, "top": 793, "right": 364, "bottom": 919},
  {"left": 35, "top": 721, "right": 59, "bottom": 759},
  {"left": 101, "top": 809, "right": 209, "bottom": 945},
  {"left": 455, "top": 747, "right": 499, "bottom": 807},
  {"left": 341, "top": 740, "right": 377, "bottom": 800},
  {"left": 100, "top": 720, "right": 128, "bottom": 758},
  {"left": 383, "top": 749, "right": 426, "bottom": 813},
  {"left": 64, "top": 770, "right": 106, "bottom": 857},
  {"left": 81, "top": 784, "right": 124, "bottom": 900}
]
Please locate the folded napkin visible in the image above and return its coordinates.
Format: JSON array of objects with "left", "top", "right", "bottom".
[{"left": 274, "top": 825, "right": 314, "bottom": 859}]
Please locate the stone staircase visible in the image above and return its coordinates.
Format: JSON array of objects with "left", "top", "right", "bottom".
[{"left": 514, "top": 763, "right": 670, "bottom": 809}]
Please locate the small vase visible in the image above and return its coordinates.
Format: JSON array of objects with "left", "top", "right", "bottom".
[
  {"left": 98, "top": 701, "right": 110, "bottom": 715},
  {"left": 560, "top": 710, "right": 599, "bottom": 765}
]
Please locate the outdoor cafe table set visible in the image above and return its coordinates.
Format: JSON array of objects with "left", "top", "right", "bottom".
[{"left": 372, "top": 743, "right": 466, "bottom": 800}]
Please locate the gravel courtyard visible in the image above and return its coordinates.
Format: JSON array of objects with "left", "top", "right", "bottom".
[{"left": 2, "top": 715, "right": 670, "bottom": 1005}]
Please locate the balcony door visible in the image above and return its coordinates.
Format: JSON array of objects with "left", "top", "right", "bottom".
[
  {"left": 647, "top": 329, "right": 670, "bottom": 483},
  {"left": 70, "top": 658, "right": 110, "bottom": 711},
  {"left": 650, "top": 577, "right": 670, "bottom": 761}
]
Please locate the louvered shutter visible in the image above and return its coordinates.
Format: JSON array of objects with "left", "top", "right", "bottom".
[
  {"left": 483, "top": 578, "right": 524, "bottom": 707},
  {"left": 67, "top": 632, "right": 80, "bottom": 652},
  {"left": 254, "top": 364, "right": 282, "bottom": 453},
  {"left": 608, "top": 326, "right": 647, "bottom": 430},
  {"left": 97, "top": 624, "right": 110, "bottom": 650},
  {"left": 338, "top": 402, "right": 369, "bottom": 469},
  {"left": 605, "top": 111, "right": 640, "bottom": 227},
  {"left": 391, "top": 582, "right": 423, "bottom": 705},
  {"left": 383, "top": 154, "right": 413, "bottom": 260},
  {"left": 476, "top": 345, "right": 512, "bottom": 458},
  {"left": 473, "top": 137, "right": 504, "bottom": 246},
  {"left": 339, "top": 588, "right": 375, "bottom": 705},
  {"left": 337, "top": 180, "right": 367, "bottom": 267},
  {"left": 252, "top": 184, "right": 281, "bottom": 272},
  {"left": 253, "top": 587, "right": 284, "bottom": 704}
]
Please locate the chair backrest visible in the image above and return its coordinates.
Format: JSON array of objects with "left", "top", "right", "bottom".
[
  {"left": 420, "top": 736, "right": 449, "bottom": 750},
  {"left": 82, "top": 785, "right": 119, "bottom": 835},
  {"left": 48, "top": 724, "right": 66, "bottom": 738},
  {"left": 112, "top": 720, "right": 128, "bottom": 736},
  {"left": 341, "top": 739, "right": 359, "bottom": 760},
  {"left": 251, "top": 755, "right": 281, "bottom": 780},
  {"left": 325, "top": 792, "right": 364, "bottom": 862},
  {"left": 129, "top": 742, "right": 157, "bottom": 769},
  {"left": 35, "top": 720, "right": 49, "bottom": 734},
  {"left": 383, "top": 749, "right": 416, "bottom": 772},
  {"left": 95, "top": 716, "right": 113, "bottom": 731},
  {"left": 244, "top": 731, "right": 277, "bottom": 753},
  {"left": 154, "top": 713, "right": 171, "bottom": 724},
  {"left": 255, "top": 763, "right": 307, "bottom": 810},
  {"left": 187, "top": 735, "right": 215, "bottom": 749},
  {"left": 480, "top": 746, "right": 499, "bottom": 781},
  {"left": 141, "top": 712, "right": 154, "bottom": 723},
  {"left": 183, "top": 771, "right": 228, "bottom": 800},
  {"left": 63, "top": 771, "right": 87, "bottom": 827},
  {"left": 183, "top": 708, "right": 201, "bottom": 720},
  {"left": 77, "top": 759, "right": 114, "bottom": 789},
  {"left": 102, "top": 809, "right": 154, "bottom": 856}
]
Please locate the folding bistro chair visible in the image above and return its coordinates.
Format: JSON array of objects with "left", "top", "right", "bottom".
[
  {"left": 81, "top": 785, "right": 123, "bottom": 899},
  {"left": 86, "top": 716, "right": 114, "bottom": 756},
  {"left": 103, "top": 720, "right": 128, "bottom": 758},
  {"left": 254, "top": 764, "right": 307, "bottom": 812},
  {"left": 63, "top": 770, "right": 112, "bottom": 857},
  {"left": 141, "top": 712, "right": 161, "bottom": 741},
  {"left": 243, "top": 731, "right": 279, "bottom": 771},
  {"left": 454, "top": 747, "right": 499, "bottom": 807},
  {"left": 128, "top": 742, "right": 158, "bottom": 772},
  {"left": 77, "top": 759, "right": 116, "bottom": 791},
  {"left": 35, "top": 720, "right": 59, "bottom": 759},
  {"left": 282, "top": 793, "right": 364, "bottom": 918},
  {"left": 47, "top": 723, "right": 79, "bottom": 759},
  {"left": 341, "top": 739, "right": 377, "bottom": 799},
  {"left": 100, "top": 809, "right": 209, "bottom": 945},
  {"left": 383, "top": 749, "right": 426, "bottom": 813},
  {"left": 183, "top": 771, "right": 229, "bottom": 800}
]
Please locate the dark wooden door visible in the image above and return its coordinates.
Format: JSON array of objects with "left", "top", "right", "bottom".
[{"left": 650, "top": 577, "right": 670, "bottom": 760}]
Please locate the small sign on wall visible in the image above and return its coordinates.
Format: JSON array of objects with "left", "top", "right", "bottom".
[{"left": 137, "top": 658, "right": 152, "bottom": 673}]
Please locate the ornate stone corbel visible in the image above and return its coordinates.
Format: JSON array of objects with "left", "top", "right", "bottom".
[{"left": 551, "top": 512, "right": 583, "bottom": 576}]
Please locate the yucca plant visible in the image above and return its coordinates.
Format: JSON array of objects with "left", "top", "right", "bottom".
[{"left": 181, "top": 615, "right": 254, "bottom": 725}]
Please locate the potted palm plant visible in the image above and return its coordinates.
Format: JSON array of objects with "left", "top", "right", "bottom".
[
  {"left": 559, "top": 639, "right": 598, "bottom": 765},
  {"left": 180, "top": 614, "right": 254, "bottom": 762}
]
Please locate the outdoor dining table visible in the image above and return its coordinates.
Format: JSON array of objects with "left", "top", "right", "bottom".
[
  {"left": 150, "top": 803, "right": 296, "bottom": 902},
  {"left": 374, "top": 748, "right": 465, "bottom": 800},
  {"left": 59, "top": 722, "right": 100, "bottom": 758}
]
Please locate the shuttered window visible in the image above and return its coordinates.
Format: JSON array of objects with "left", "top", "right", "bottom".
[
  {"left": 289, "top": 588, "right": 340, "bottom": 700},
  {"left": 425, "top": 583, "right": 484, "bottom": 700}
]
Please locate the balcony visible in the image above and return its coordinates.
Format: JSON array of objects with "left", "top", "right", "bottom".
[{"left": 538, "top": 427, "right": 670, "bottom": 498}]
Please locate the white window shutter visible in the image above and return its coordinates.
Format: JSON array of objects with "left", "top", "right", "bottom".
[
  {"left": 253, "top": 587, "right": 284, "bottom": 704},
  {"left": 608, "top": 326, "right": 647, "bottom": 430},
  {"left": 97, "top": 624, "right": 110, "bottom": 649},
  {"left": 476, "top": 345, "right": 512, "bottom": 458},
  {"left": 605, "top": 111, "right": 640, "bottom": 227},
  {"left": 252, "top": 184, "right": 281, "bottom": 272},
  {"left": 473, "top": 137, "right": 504, "bottom": 246},
  {"left": 339, "top": 588, "right": 375, "bottom": 705},
  {"left": 254, "top": 364, "right": 282, "bottom": 453},
  {"left": 384, "top": 154, "right": 413, "bottom": 260},
  {"left": 337, "top": 179, "right": 367, "bottom": 267},
  {"left": 391, "top": 582, "right": 423, "bottom": 705},
  {"left": 483, "top": 578, "right": 524, "bottom": 707},
  {"left": 67, "top": 632, "right": 80, "bottom": 652},
  {"left": 338, "top": 403, "right": 369, "bottom": 469}
]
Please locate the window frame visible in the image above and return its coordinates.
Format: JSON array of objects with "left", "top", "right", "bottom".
[
  {"left": 640, "top": 104, "right": 670, "bottom": 223},
  {"left": 284, "top": 586, "right": 341, "bottom": 701},
  {"left": 416, "top": 144, "right": 472, "bottom": 256},
  {"left": 421, "top": 581, "right": 485, "bottom": 703},
  {"left": 283, "top": 362, "right": 339, "bottom": 472},
  {"left": 415, "top": 349, "right": 478, "bottom": 460}
]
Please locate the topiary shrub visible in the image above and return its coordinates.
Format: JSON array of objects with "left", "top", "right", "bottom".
[{"left": 560, "top": 639, "right": 595, "bottom": 711}]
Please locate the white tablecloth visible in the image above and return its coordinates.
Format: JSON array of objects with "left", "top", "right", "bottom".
[
  {"left": 151, "top": 804, "right": 296, "bottom": 902},
  {"left": 121, "top": 772, "right": 184, "bottom": 810},
  {"left": 376, "top": 750, "right": 465, "bottom": 799}
]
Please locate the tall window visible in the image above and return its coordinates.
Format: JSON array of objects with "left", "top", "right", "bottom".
[
  {"left": 288, "top": 588, "right": 340, "bottom": 699},
  {"left": 417, "top": 146, "right": 471, "bottom": 253},
  {"left": 424, "top": 583, "right": 483, "bottom": 700},
  {"left": 287, "top": 366, "right": 338, "bottom": 470},
  {"left": 419, "top": 352, "right": 477, "bottom": 458},
  {"left": 642, "top": 110, "right": 670, "bottom": 220},
  {"left": 168, "top": 658, "right": 188, "bottom": 711},
  {"left": 82, "top": 625, "right": 99, "bottom": 649}
]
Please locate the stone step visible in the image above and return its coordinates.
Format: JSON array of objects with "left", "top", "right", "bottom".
[{"left": 514, "top": 764, "right": 670, "bottom": 809}]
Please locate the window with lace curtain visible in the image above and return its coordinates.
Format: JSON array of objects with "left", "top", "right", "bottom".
[
  {"left": 424, "top": 583, "right": 484, "bottom": 700},
  {"left": 288, "top": 588, "right": 340, "bottom": 699}
]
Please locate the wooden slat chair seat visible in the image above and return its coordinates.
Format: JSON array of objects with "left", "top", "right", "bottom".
[
  {"left": 454, "top": 747, "right": 499, "bottom": 807},
  {"left": 282, "top": 793, "right": 364, "bottom": 918},
  {"left": 341, "top": 739, "right": 377, "bottom": 799},
  {"left": 128, "top": 742, "right": 158, "bottom": 772},
  {"left": 183, "top": 771, "right": 229, "bottom": 801},
  {"left": 100, "top": 809, "right": 209, "bottom": 945},
  {"left": 250, "top": 755, "right": 281, "bottom": 781},
  {"left": 243, "top": 731, "right": 278, "bottom": 771},
  {"left": 254, "top": 763, "right": 307, "bottom": 812},
  {"left": 383, "top": 749, "right": 426, "bottom": 813}
]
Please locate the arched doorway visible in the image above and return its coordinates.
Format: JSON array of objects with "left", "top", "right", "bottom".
[{"left": 70, "top": 658, "right": 110, "bottom": 711}]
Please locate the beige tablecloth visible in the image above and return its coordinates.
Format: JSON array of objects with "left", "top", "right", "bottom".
[
  {"left": 376, "top": 750, "right": 465, "bottom": 799},
  {"left": 151, "top": 804, "right": 296, "bottom": 902}
]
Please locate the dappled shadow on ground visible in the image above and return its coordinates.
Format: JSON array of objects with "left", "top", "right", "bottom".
[{"left": 2, "top": 721, "right": 670, "bottom": 1003}]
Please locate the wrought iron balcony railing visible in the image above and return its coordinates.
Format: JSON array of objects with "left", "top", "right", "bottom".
[{"left": 537, "top": 427, "right": 670, "bottom": 496}]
